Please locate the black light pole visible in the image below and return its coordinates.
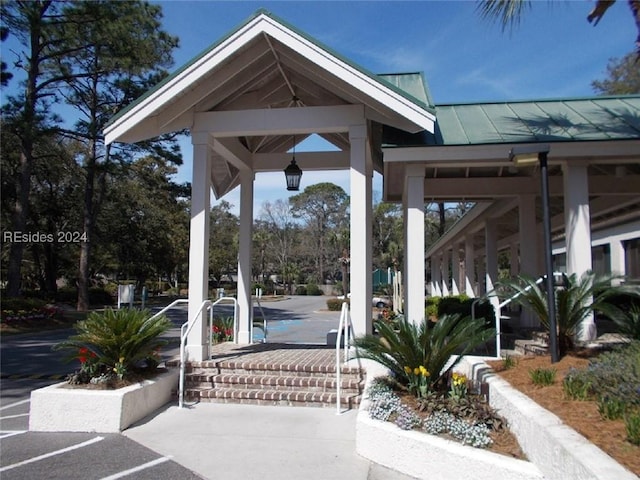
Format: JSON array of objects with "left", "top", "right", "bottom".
[{"left": 510, "top": 144, "right": 559, "bottom": 363}]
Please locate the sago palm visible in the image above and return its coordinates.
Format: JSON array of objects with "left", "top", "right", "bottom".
[
  {"left": 354, "top": 314, "right": 495, "bottom": 394},
  {"left": 54, "top": 308, "right": 172, "bottom": 378},
  {"left": 497, "top": 271, "right": 640, "bottom": 356}
]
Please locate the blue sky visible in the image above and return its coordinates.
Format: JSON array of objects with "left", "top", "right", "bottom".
[
  {"left": 151, "top": 0, "right": 636, "bottom": 215},
  {"left": 3, "top": 1, "right": 636, "bottom": 215}
]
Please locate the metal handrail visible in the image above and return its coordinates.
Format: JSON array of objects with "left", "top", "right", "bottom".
[
  {"left": 473, "top": 272, "right": 563, "bottom": 359},
  {"left": 336, "top": 302, "right": 355, "bottom": 415},
  {"left": 252, "top": 296, "right": 268, "bottom": 343},
  {"left": 178, "top": 299, "right": 212, "bottom": 409},
  {"left": 149, "top": 298, "right": 189, "bottom": 321}
]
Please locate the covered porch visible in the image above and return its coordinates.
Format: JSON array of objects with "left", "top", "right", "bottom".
[{"left": 104, "top": 10, "right": 435, "bottom": 361}]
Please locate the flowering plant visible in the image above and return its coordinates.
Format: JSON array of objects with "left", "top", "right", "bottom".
[
  {"left": 449, "top": 372, "right": 468, "bottom": 400},
  {"left": 405, "top": 365, "right": 431, "bottom": 398}
]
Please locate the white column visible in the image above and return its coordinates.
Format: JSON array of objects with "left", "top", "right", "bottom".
[
  {"left": 187, "top": 134, "right": 212, "bottom": 361},
  {"left": 563, "top": 162, "right": 595, "bottom": 341},
  {"left": 485, "top": 218, "right": 500, "bottom": 323},
  {"left": 404, "top": 164, "right": 426, "bottom": 324},
  {"left": 519, "top": 194, "right": 539, "bottom": 328},
  {"left": 485, "top": 219, "right": 498, "bottom": 295},
  {"left": 451, "top": 245, "right": 461, "bottom": 295},
  {"left": 442, "top": 249, "right": 451, "bottom": 297},
  {"left": 350, "top": 125, "right": 373, "bottom": 335},
  {"left": 510, "top": 242, "right": 519, "bottom": 278},
  {"left": 464, "top": 235, "right": 475, "bottom": 297},
  {"left": 610, "top": 239, "right": 626, "bottom": 283},
  {"left": 519, "top": 194, "right": 538, "bottom": 277},
  {"left": 236, "top": 169, "right": 254, "bottom": 344},
  {"left": 432, "top": 253, "right": 442, "bottom": 297},
  {"left": 477, "top": 256, "right": 486, "bottom": 295}
]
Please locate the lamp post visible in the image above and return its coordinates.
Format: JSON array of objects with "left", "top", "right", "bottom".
[{"left": 509, "top": 144, "right": 559, "bottom": 363}]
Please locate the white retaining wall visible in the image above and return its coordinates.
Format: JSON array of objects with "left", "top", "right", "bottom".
[
  {"left": 456, "top": 357, "right": 638, "bottom": 480},
  {"left": 29, "top": 369, "right": 179, "bottom": 433},
  {"left": 354, "top": 359, "right": 544, "bottom": 480}
]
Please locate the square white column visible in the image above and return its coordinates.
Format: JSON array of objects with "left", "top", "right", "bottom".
[
  {"left": 236, "top": 169, "right": 254, "bottom": 344},
  {"left": 519, "top": 194, "right": 538, "bottom": 276},
  {"left": 349, "top": 125, "right": 373, "bottom": 335},
  {"left": 404, "top": 164, "right": 426, "bottom": 324},
  {"left": 563, "top": 162, "right": 595, "bottom": 341},
  {"left": 464, "top": 235, "right": 475, "bottom": 297},
  {"left": 432, "top": 254, "right": 442, "bottom": 297},
  {"left": 442, "top": 249, "right": 451, "bottom": 296},
  {"left": 485, "top": 218, "right": 500, "bottom": 323},
  {"left": 451, "top": 245, "right": 461, "bottom": 295},
  {"left": 187, "top": 134, "right": 212, "bottom": 361},
  {"left": 610, "top": 239, "right": 626, "bottom": 284}
]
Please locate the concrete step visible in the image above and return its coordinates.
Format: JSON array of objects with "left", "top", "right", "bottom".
[{"left": 514, "top": 339, "right": 549, "bottom": 356}]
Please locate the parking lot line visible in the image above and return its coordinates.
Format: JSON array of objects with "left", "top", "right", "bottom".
[
  {"left": 0, "top": 435, "right": 104, "bottom": 472},
  {"left": 0, "top": 399, "right": 30, "bottom": 411},
  {"left": 99, "top": 456, "right": 173, "bottom": 480},
  {"left": 0, "top": 430, "right": 27, "bottom": 440}
]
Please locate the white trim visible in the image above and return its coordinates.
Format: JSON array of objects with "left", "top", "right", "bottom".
[{"left": 105, "top": 13, "right": 434, "bottom": 144}]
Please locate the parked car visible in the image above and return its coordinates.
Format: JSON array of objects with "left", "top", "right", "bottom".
[{"left": 337, "top": 293, "right": 392, "bottom": 308}]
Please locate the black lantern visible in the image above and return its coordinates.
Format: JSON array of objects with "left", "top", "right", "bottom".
[{"left": 284, "top": 136, "right": 302, "bottom": 191}]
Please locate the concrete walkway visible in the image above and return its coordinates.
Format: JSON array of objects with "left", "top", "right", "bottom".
[{"left": 124, "top": 402, "right": 417, "bottom": 480}]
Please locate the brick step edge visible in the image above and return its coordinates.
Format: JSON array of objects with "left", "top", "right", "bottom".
[
  {"left": 181, "top": 387, "right": 361, "bottom": 407},
  {"left": 186, "top": 373, "right": 364, "bottom": 391},
  {"left": 514, "top": 339, "right": 549, "bottom": 356},
  {"left": 169, "top": 359, "right": 364, "bottom": 376}
]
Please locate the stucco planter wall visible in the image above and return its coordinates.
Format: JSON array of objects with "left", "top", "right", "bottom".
[
  {"left": 455, "top": 357, "right": 638, "bottom": 480},
  {"left": 29, "top": 369, "right": 179, "bottom": 433},
  {"left": 354, "top": 359, "right": 544, "bottom": 480}
]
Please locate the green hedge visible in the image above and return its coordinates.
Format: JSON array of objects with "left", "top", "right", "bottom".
[
  {"left": 56, "top": 287, "right": 115, "bottom": 306},
  {"left": 327, "top": 298, "right": 348, "bottom": 311},
  {"left": 426, "top": 294, "right": 495, "bottom": 327}
]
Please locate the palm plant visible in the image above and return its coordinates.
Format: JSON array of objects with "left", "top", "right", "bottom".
[
  {"left": 497, "top": 271, "right": 640, "bottom": 356},
  {"left": 54, "top": 308, "right": 172, "bottom": 381},
  {"left": 354, "top": 315, "right": 495, "bottom": 396}
]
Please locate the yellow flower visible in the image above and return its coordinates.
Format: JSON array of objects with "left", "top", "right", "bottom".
[
  {"left": 419, "top": 365, "right": 430, "bottom": 377},
  {"left": 413, "top": 367, "right": 421, "bottom": 376},
  {"left": 404, "top": 366, "right": 412, "bottom": 374}
]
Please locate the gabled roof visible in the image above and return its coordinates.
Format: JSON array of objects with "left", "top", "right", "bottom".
[{"left": 104, "top": 9, "right": 436, "bottom": 146}]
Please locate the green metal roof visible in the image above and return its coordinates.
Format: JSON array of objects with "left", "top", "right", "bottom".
[
  {"left": 382, "top": 95, "right": 640, "bottom": 147},
  {"left": 378, "top": 72, "right": 435, "bottom": 109},
  {"left": 433, "top": 96, "right": 640, "bottom": 145}
]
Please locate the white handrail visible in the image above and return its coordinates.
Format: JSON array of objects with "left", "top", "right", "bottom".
[
  {"left": 253, "top": 296, "right": 268, "bottom": 343},
  {"left": 336, "top": 302, "right": 355, "bottom": 415},
  {"left": 178, "top": 299, "right": 212, "bottom": 409},
  {"left": 474, "top": 272, "right": 564, "bottom": 359},
  {"left": 149, "top": 298, "right": 189, "bottom": 321}
]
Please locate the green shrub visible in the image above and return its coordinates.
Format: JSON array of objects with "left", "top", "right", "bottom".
[
  {"left": 327, "top": 298, "right": 347, "bottom": 311},
  {"left": 625, "top": 411, "right": 640, "bottom": 445},
  {"left": 502, "top": 355, "right": 518, "bottom": 370},
  {"left": 1, "top": 297, "right": 48, "bottom": 311},
  {"left": 563, "top": 369, "right": 592, "bottom": 400},
  {"left": 306, "top": 282, "right": 323, "bottom": 296},
  {"left": 529, "top": 367, "right": 556, "bottom": 386},
  {"left": 598, "top": 396, "right": 626, "bottom": 420},
  {"left": 55, "top": 287, "right": 114, "bottom": 306},
  {"left": 295, "top": 285, "right": 307, "bottom": 295},
  {"left": 426, "top": 296, "right": 440, "bottom": 319},
  {"left": 355, "top": 314, "right": 495, "bottom": 396},
  {"left": 54, "top": 308, "right": 171, "bottom": 383}
]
